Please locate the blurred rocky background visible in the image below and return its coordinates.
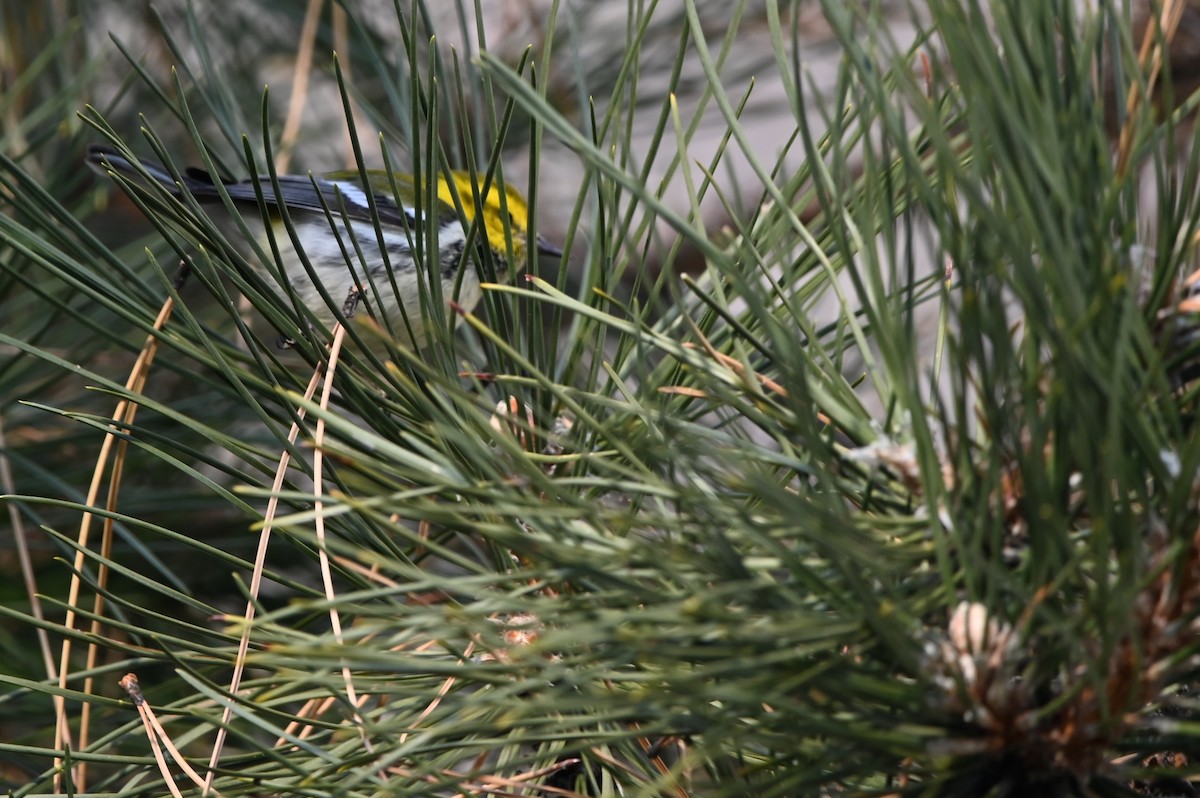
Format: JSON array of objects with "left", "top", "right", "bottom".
[{"left": 8, "top": 0, "right": 1200, "bottom": 271}]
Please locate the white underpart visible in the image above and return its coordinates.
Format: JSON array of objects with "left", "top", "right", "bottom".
[{"left": 226, "top": 210, "right": 479, "bottom": 347}]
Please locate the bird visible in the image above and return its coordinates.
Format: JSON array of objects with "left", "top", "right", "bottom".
[{"left": 86, "top": 144, "right": 561, "bottom": 346}]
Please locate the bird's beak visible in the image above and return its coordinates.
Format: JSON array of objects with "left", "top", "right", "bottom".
[{"left": 535, "top": 235, "right": 564, "bottom": 258}]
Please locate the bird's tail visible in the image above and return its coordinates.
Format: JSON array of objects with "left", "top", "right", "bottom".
[{"left": 85, "top": 145, "right": 216, "bottom": 195}]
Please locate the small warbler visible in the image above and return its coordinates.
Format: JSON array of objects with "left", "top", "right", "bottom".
[{"left": 86, "top": 144, "right": 561, "bottom": 345}]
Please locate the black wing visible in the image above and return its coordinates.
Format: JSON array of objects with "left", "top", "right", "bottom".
[
  {"left": 88, "top": 145, "right": 423, "bottom": 229},
  {"left": 190, "top": 171, "right": 422, "bottom": 229}
]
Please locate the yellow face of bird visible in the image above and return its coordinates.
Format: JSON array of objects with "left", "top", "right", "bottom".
[{"left": 439, "top": 171, "right": 530, "bottom": 265}]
